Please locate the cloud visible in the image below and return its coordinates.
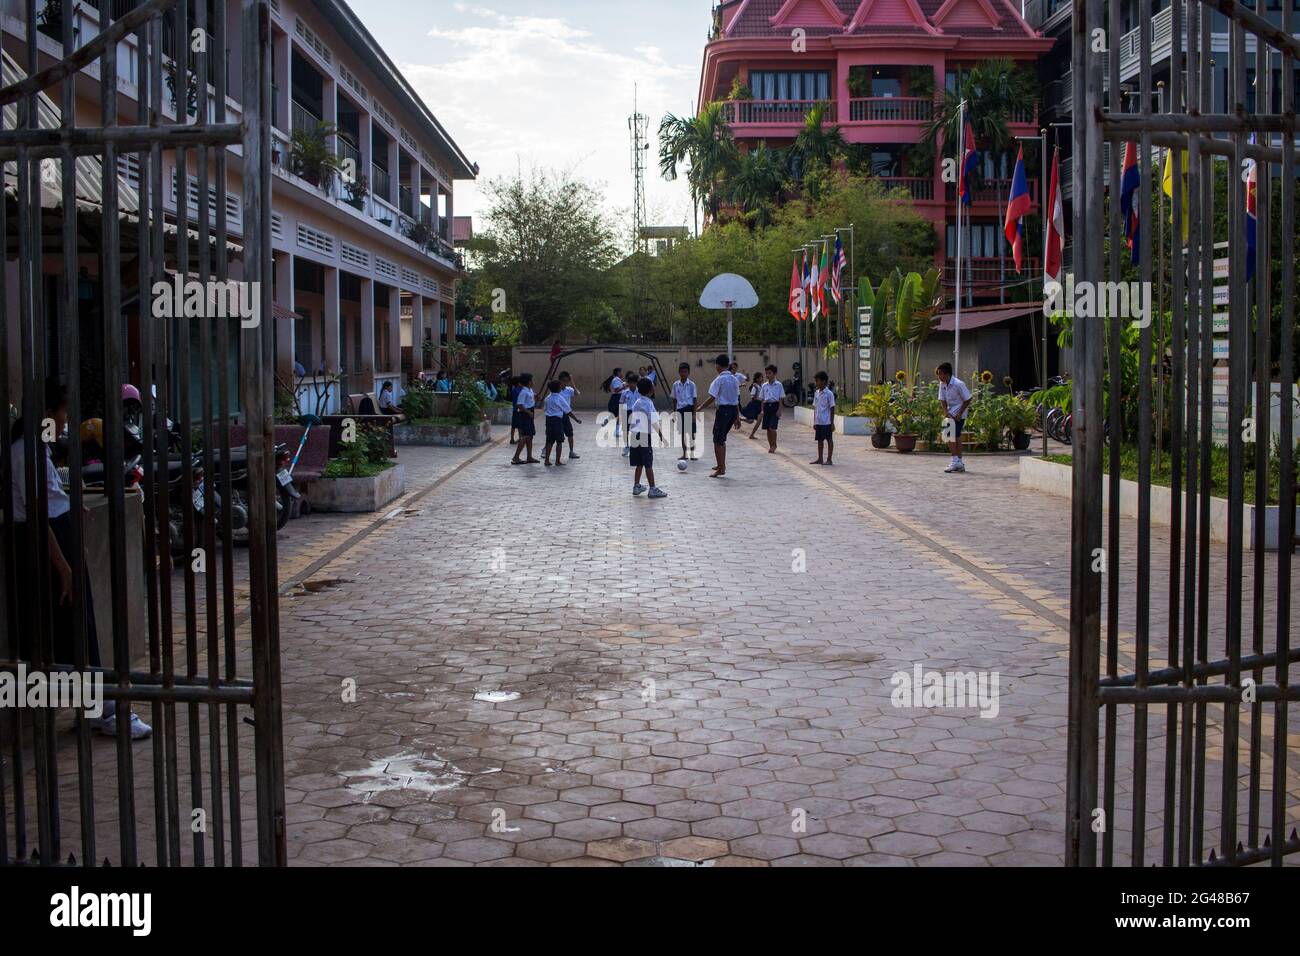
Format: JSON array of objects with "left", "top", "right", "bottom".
[{"left": 396, "top": 6, "right": 697, "bottom": 237}]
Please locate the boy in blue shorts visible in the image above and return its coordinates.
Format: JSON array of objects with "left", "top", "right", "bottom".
[{"left": 628, "top": 379, "right": 667, "bottom": 499}]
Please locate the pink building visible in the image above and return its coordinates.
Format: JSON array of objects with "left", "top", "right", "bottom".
[{"left": 701, "top": 0, "right": 1053, "bottom": 299}]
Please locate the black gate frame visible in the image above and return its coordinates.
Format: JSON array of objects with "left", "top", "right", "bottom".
[
  {"left": 1067, "top": 0, "right": 1297, "bottom": 866},
  {"left": 0, "top": 0, "right": 284, "bottom": 866}
]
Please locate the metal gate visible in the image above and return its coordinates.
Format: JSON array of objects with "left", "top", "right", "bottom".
[
  {"left": 1067, "top": 0, "right": 1298, "bottom": 864},
  {"left": 0, "top": 0, "right": 283, "bottom": 865}
]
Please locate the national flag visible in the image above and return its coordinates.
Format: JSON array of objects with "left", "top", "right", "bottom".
[
  {"left": 801, "top": 250, "right": 812, "bottom": 321},
  {"left": 788, "top": 256, "right": 803, "bottom": 321},
  {"left": 1003, "top": 146, "right": 1032, "bottom": 274},
  {"left": 960, "top": 121, "right": 980, "bottom": 206},
  {"left": 1246, "top": 137, "right": 1257, "bottom": 281},
  {"left": 831, "top": 235, "right": 846, "bottom": 304},
  {"left": 1045, "top": 146, "right": 1065, "bottom": 286},
  {"left": 1120, "top": 141, "right": 1140, "bottom": 265},
  {"left": 1162, "top": 148, "right": 1188, "bottom": 243},
  {"left": 818, "top": 243, "right": 830, "bottom": 313},
  {"left": 810, "top": 247, "right": 821, "bottom": 320}
]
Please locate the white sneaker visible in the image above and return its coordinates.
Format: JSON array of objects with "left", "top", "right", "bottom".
[
  {"left": 632, "top": 484, "right": 647, "bottom": 496},
  {"left": 621, "top": 447, "right": 630, "bottom": 457},
  {"left": 952, "top": 461, "right": 966, "bottom": 473},
  {"left": 91, "top": 712, "right": 153, "bottom": 740},
  {"left": 648, "top": 487, "right": 667, "bottom": 499},
  {"left": 944, "top": 462, "right": 959, "bottom": 473}
]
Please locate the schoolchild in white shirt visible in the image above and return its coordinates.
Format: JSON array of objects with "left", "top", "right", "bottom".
[
  {"left": 627, "top": 379, "right": 667, "bottom": 499},
  {"left": 541, "top": 380, "right": 570, "bottom": 467},
  {"left": 510, "top": 372, "right": 539, "bottom": 465},
  {"left": 751, "top": 365, "right": 785, "bottom": 450},
  {"left": 619, "top": 372, "right": 639, "bottom": 457},
  {"left": 811, "top": 371, "right": 836, "bottom": 466},
  {"left": 697, "top": 354, "right": 741, "bottom": 478},
  {"left": 671, "top": 362, "right": 698, "bottom": 461},
  {"left": 557, "top": 371, "right": 582, "bottom": 460}
]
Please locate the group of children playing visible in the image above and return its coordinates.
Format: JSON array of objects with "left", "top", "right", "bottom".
[{"left": 507, "top": 356, "right": 839, "bottom": 496}]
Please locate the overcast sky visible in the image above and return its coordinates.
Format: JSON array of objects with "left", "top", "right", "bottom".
[{"left": 352, "top": 0, "right": 705, "bottom": 234}]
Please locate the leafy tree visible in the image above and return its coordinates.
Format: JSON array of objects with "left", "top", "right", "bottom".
[
  {"left": 468, "top": 167, "right": 621, "bottom": 344},
  {"left": 658, "top": 102, "right": 739, "bottom": 220},
  {"left": 790, "top": 102, "right": 848, "bottom": 181},
  {"left": 926, "top": 58, "right": 1038, "bottom": 302},
  {"left": 728, "top": 143, "right": 788, "bottom": 228}
]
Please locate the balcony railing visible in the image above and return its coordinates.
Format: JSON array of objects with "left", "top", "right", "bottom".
[
  {"left": 944, "top": 257, "right": 1042, "bottom": 285},
  {"left": 848, "top": 97, "right": 932, "bottom": 123},
  {"left": 945, "top": 178, "right": 1039, "bottom": 205},
  {"left": 291, "top": 100, "right": 321, "bottom": 136},
  {"left": 721, "top": 99, "right": 832, "bottom": 125},
  {"left": 1022, "top": 0, "right": 1072, "bottom": 32},
  {"left": 873, "top": 176, "right": 933, "bottom": 201},
  {"left": 336, "top": 136, "right": 361, "bottom": 171},
  {"left": 371, "top": 164, "right": 392, "bottom": 203},
  {"left": 398, "top": 185, "right": 414, "bottom": 218},
  {"left": 1117, "top": 6, "right": 1188, "bottom": 80}
]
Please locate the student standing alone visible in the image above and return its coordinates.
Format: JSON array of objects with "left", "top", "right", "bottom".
[{"left": 697, "top": 354, "right": 741, "bottom": 478}]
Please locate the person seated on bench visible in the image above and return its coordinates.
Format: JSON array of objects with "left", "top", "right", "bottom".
[
  {"left": 476, "top": 374, "right": 497, "bottom": 402},
  {"left": 378, "top": 380, "right": 403, "bottom": 416},
  {"left": 433, "top": 372, "right": 451, "bottom": 393}
]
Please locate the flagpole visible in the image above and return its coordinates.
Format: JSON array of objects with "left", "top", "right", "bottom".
[{"left": 954, "top": 100, "right": 965, "bottom": 378}]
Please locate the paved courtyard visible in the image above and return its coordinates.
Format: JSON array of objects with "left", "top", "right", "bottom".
[
  {"left": 11, "top": 414, "right": 1299, "bottom": 866},
  {"left": 275, "top": 422, "right": 1080, "bottom": 866}
]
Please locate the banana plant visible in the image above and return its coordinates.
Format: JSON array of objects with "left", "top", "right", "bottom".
[{"left": 874, "top": 267, "right": 943, "bottom": 389}]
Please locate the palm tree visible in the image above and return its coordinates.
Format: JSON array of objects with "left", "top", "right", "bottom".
[
  {"left": 728, "top": 143, "right": 788, "bottom": 228},
  {"left": 925, "top": 58, "right": 1038, "bottom": 303},
  {"left": 789, "top": 102, "right": 847, "bottom": 181},
  {"left": 658, "top": 102, "right": 739, "bottom": 224}
]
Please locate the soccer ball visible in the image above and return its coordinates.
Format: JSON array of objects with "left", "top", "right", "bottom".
[{"left": 677, "top": 458, "right": 689, "bottom": 472}]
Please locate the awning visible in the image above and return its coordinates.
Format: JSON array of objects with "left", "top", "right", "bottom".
[
  {"left": 272, "top": 302, "right": 299, "bottom": 322},
  {"left": 935, "top": 302, "right": 1044, "bottom": 332}
]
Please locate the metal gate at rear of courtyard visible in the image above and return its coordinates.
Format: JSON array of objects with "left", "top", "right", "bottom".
[
  {"left": 0, "top": 0, "right": 284, "bottom": 865},
  {"left": 1067, "top": 0, "right": 1298, "bottom": 864}
]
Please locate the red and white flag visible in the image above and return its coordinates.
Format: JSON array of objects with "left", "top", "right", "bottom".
[
  {"left": 788, "top": 256, "right": 803, "bottom": 321},
  {"left": 1044, "top": 146, "right": 1065, "bottom": 286}
]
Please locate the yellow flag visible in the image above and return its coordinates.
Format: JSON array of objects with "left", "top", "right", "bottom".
[{"left": 1162, "top": 148, "right": 1189, "bottom": 242}]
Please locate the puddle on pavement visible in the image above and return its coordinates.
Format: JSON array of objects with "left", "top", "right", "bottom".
[
  {"left": 626, "top": 856, "right": 715, "bottom": 868},
  {"left": 291, "top": 578, "right": 351, "bottom": 595},
  {"left": 346, "top": 751, "right": 468, "bottom": 801},
  {"left": 473, "top": 690, "right": 521, "bottom": 703}
]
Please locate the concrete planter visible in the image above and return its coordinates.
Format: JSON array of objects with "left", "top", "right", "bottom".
[
  {"left": 394, "top": 419, "right": 491, "bottom": 447},
  {"left": 308, "top": 463, "right": 405, "bottom": 513},
  {"left": 489, "top": 404, "right": 513, "bottom": 426},
  {"left": 792, "top": 405, "right": 873, "bottom": 436},
  {"left": 1019, "top": 456, "right": 1297, "bottom": 551}
]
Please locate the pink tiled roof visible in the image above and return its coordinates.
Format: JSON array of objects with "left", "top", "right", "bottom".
[
  {"left": 452, "top": 216, "right": 473, "bottom": 244},
  {"left": 723, "top": 0, "right": 1038, "bottom": 39}
]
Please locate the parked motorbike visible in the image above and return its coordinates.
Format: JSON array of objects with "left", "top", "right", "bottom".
[{"left": 168, "top": 441, "right": 291, "bottom": 556}]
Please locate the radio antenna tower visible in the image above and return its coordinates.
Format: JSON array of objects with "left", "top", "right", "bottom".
[{"left": 629, "top": 85, "right": 649, "bottom": 254}]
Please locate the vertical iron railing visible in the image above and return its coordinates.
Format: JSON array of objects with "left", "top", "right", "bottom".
[
  {"left": 0, "top": 0, "right": 284, "bottom": 866},
  {"left": 1067, "top": 0, "right": 1298, "bottom": 866}
]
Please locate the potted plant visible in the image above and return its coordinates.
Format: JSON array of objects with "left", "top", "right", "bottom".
[
  {"left": 288, "top": 122, "right": 343, "bottom": 192},
  {"left": 889, "top": 384, "right": 920, "bottom": 453},
  {"left": 855, "top": 383, "right": 894, "bottom": 449},
  {"left": 1004, "top": 394, "right": 1037, "bottom": 450},
  {"left": 911, "top": 381, "right": 945, "bottom": 450},
  {"left": 344, "top": 172, "right": 369, "bottom": 211}
]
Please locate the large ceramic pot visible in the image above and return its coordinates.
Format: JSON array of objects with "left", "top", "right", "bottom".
[
  {"left": 894, "top": 434, "right": 917, "bottom": 454},
  {"left": 1011, "top": 431, "right": 1032, "bottom": 451},
  {"left": 870, "top": 431, "right": 892, "bottom": 449}
]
